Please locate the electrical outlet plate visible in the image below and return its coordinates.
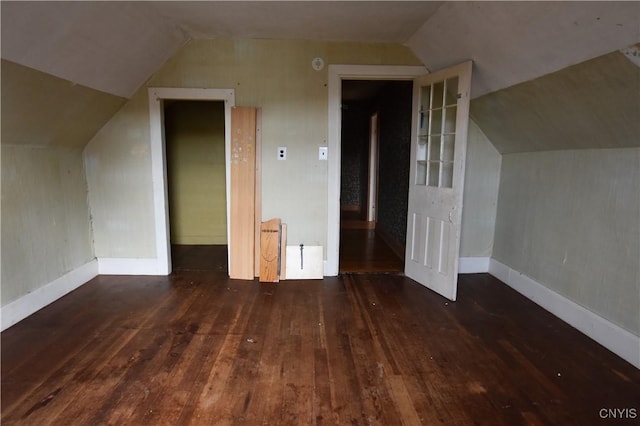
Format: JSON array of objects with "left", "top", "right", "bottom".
[
  {"left": 278, "top": 146, "right": 287, "bottom": 160},
  {"left": 319, "top": 146, "right": 328, "bottom": 160}
]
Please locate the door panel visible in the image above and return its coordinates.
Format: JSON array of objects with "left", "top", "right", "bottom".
[{"left": 405, "top": 61, "right": 472, "bottom": 301}]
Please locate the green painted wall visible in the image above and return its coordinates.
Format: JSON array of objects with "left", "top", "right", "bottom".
[
  {"left": 84, "top": 38, "right": 423, "bottom": 258},
  {"left": 1, "top": 145, "right": 94, "bottom": 305},
  {"left": 165, "top": 101, "right": 227, "bottom": 244},
  {"left": 1, "top": 59, "right": 126, "bottom": 148},
  {"left": 493, "top": 148, "right": 640, "bottom": 335},
  {"left": 84, "top": 91, "right": 156, "bottom": 258},
  {"left": 460, "top": 120, "right": 501, "bottom": 258},
  {"left": 0, "top": 59, "right": 118, "bottom": 307},
  {"left": 482, "top": 49, "right": 640, "bottom": 336}
]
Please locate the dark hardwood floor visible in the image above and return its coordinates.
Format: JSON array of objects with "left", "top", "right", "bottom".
[
  {"left": 2, "top": 248, "right": 639, "bottom": 425},
  {"left": 339, "top": 214, "right": 403, "bottom": 274},
  {"left": 171, "top": 244, "right": 228, "bottom": 272}
]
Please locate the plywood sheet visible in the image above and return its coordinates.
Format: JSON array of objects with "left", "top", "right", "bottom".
[
  {"left": 229, "top": 107, "right": 256, "bottom": 280},
  {"left": 259, "top": 218, "right": 281, "bottom": 282}
]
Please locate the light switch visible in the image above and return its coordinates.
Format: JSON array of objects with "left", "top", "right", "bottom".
[{"left": 319, "top": 146, "right": 328, "bottom": 160}]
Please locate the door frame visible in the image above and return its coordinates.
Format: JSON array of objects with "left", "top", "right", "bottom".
[
  {"left": 326, "top": 65, "right": 427, "bottom": 276},
  {"left": 367, "top": 112, "right": 379, "bottom": 223},
  {"left": 148, "top": 88, "right": 235, "bottom": 274}
]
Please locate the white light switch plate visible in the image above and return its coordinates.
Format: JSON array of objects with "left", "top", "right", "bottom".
[{"left": 319, "top": 146, "right": 328, "bottom": 160}]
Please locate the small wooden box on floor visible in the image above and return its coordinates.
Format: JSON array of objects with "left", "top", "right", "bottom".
[{"left": 259, "top": 218, "right": 322, "bottom": 281}]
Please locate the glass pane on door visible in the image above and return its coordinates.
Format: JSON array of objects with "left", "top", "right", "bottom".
[
  {"left": 415, "top": 76, "right": 460, "bottom": 188},
  {"left": 445, "top": 77, "right": 459, "bottom": 106},
  {"left": 428, "top": 161, "right": 440, "bottom": 187},
  {"left": 431, "top": 108, "right": 443, "bottom": 136},
  {"left": 432, "top": 81, "right": 445, "bottom": 109},
  {"left": 444, "top": 106, "right": 457, "bottom": 134}
]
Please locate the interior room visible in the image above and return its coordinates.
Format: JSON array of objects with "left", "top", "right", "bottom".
[{"left": 2, "top": 1, "right": 639, "bottom": 424}]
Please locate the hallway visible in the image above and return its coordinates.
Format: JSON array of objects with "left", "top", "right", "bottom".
[{"left": 339, "top": 211, "right": 403, "bottom": 274}]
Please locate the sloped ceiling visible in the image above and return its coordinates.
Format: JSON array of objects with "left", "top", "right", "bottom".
[
  {"left": 408, "top": 1, "right": 639, "bottom": 98},
  {"left": 1, "top": 1, "right": 638, "bottom": 152},
  {"left": 4, "top": 1, "right": 636, "bottom": 99},
  {"left": 471, "top": 50, "right": 640, "bottom": 153},
  {"left": 1, "top": 1, "right": 186, "bottom": 98},
  {"left": 149, "top": 1, "right": 443, "bottom": 43},
  {"left": 1, "top": 1, "right": 442, "bottom": 98},
  {"left": 1, "top": 59, "right": 126, "bottom": 148}
]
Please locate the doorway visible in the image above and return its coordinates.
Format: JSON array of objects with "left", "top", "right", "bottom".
[
  {"left": 164, "top": 100, "right": 228, "bottom": 272},
  {"left": 326, "top": 65, "right": 427, "bottom": 276},
  {"left": 338, "top": 80, "right": 412, "bottom": 273},
  {"left": 148, "top": 88, "right": 235, "bottom": 275}
]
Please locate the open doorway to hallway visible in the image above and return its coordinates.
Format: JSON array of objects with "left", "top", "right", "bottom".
[
  {"left": 339, "top": 80, "right": 412, "bottom": 273},
  {"left": 164, "top": 100, "right": 228, "bottom": 272}
]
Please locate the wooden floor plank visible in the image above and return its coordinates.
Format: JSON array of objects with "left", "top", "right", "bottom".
[
  {"left": 339, "top": 224, "right": 403, "bottom": 274},
  {"left": 3, "top": 247, "right": 640, "bottom": 425}
]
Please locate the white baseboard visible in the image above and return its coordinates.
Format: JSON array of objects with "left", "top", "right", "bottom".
[
  {"left": 459, "top": 257, "right": 490, "bottom": 273},
  {"left": 1, "top": 260, "right": 99, "bottom": 331},
  {"left": 98, "top": 257, "right": 169, "bottom": 275},
  {"left": 489, "top": 258, "right": 640, "bottom": 369}
]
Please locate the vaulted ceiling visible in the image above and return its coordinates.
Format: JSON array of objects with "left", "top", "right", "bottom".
[
  {"left": 1, "top": 1, "right": 441, "bottom": 98},
  {"left": 2, "top": 1, "right": 639, "bottom": 152}
]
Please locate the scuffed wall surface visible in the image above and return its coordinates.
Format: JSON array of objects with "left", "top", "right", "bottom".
[
  {"left": 1, "top": 145, "right": 94, "bottom": 305},
  {"left": 84, "top": 92, "right": 156, "bottom": 258},
  {"left": 154, "top": 39, "right": 420, "bottom": 248},
  {"left": 493, "top": 148, "right": 640, "bottom": 334},
  {"left": 85, "top": 38, "right": 421, "bottom": 258},
  {"left": 1, "top": 59, "right": 116, "bottom": 306}
]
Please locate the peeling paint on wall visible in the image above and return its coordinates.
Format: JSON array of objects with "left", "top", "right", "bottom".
[{"left": 620, "top": 44, "right": 640, "bottom": 68}]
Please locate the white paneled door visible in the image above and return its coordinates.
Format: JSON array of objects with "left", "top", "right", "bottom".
[{"left": 405, "top": 61, "right": 472, "bottom": 301}]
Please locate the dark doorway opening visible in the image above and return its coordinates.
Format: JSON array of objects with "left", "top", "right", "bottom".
[
  {"left": 164, "top": 100, "right": 228, "bottom": 272},
  {"left": 339, "top": 80, "right": 412, "bottom": 273}
]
